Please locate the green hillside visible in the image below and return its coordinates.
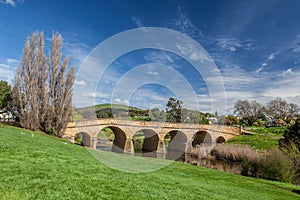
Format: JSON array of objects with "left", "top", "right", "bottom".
[{"left": 0, "top": 124, "right": 299, "bottom": 200}]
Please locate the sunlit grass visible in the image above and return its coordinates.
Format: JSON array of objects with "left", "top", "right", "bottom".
[
  {"left": 0, "top": 124, "right": 299, "bottom": 199},
  {"left": 227, "top": 126, "right": 286, "bottom": 150}
]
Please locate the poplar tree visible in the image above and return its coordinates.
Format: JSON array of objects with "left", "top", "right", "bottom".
[{"left": 11, "top": 32, "right": 75, "bottom": 137}]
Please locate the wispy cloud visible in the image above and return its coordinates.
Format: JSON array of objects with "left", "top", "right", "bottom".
[
  {"left": 0, "top": 58, "right": 19, "bottom": 83},
  {"left": 290, "top": 34, "right": 300, "bottom": 53},
  {"left": 256, "top": 51, "right": 279, "bottom": 73},
  {"left": 212, "top": 37, "right": 255, "bottom": 52},
  {"left": 220, "top": 65, "right": 300, "bottom": 113},
  {"left": 0, "top": 0, "right": 22, "bottom": 7},
  {"left": 170, "top": 6, "right": 204, "bottom": 39},
  {"left": 131, "top": 17, "right": 144, "bottom": 28},
  {"left": 63, "top": 41, "right": 91, "bottom": 67}
]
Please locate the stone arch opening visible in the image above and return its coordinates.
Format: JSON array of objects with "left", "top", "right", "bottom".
[
  {"left": 216, "top": 136, "right": 226, "bottom": 143},
  {"left": 74, "top": 132, "right": 91, "bottom": 147},
  {"left": 99, "top": 126, "right": 127, "bottom": 153},
  {"left": 192, "top": 131, "right": 212, "bottom": 146},
  {"left": 133, "top": 129, "right": 159, "bottom": 157},
  {"left": 96, "top": 127, "right": 114, "bottom": 151},
  {"left": 164, "top": 130, "right": 187, "bottom": 162}
]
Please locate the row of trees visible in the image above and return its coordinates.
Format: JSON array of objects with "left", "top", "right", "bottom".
[
  {"left": 0, "top": 32, "right": 75, "bottom": 137},
  {"left": 234, "top": 98, "right": 299, "bottom": 126},
  {"left": 93, "top": 97, "right": 209, "bottom": 124}
]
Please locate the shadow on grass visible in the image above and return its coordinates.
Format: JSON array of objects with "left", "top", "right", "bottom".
[
  {"left": 88, "top": 149, "right": 173, "bottom": 173},
  {"left": 292, "top": 189, "right": 300, "bottom": 195}
]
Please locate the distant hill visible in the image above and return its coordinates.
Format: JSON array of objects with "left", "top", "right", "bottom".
[
  {"left": 73, "top": 104, "right": 146, "bottom": 120},
  {"left": 72, "top": 104, "right": 210, "bottom": 124}
]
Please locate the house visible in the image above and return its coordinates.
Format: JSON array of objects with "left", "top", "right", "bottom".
[{"left": 0, "top": 109, "right": 13, "bottom": 122}]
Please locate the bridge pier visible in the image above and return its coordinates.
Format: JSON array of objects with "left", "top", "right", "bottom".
[
  {"left": 185, "top": 140, "right": 193, "bottom": 164},
  {"left": 157, "top": 140, "right": 166, "bottom": 159},
  {"left": 124, "top": 138, "right": 134, "bottom": 155},
  {"left": 91, "top": 137, "right": 97, "bottom": 150}
]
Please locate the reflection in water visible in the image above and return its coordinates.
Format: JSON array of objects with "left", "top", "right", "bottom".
[{"left": 96, "top": 139, "right": 241, "bottom": 174}]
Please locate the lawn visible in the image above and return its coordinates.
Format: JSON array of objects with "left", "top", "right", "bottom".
[
  {"left": 0, "top": 124, "right": 299, "bottom": 200},
  {"left": 226, "top": 126, "right": 286, "bottom": 150}
]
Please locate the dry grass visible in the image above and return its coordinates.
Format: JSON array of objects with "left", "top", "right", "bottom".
[{"left": 211, "top": 144, "right": 262, "bottom": 162}]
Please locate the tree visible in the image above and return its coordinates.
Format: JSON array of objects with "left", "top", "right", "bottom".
[
  {"left": 266, "top": 97, "right": 287, "bottom": 121},
  {"left": 280, "top": 119, "right": 300, "bottom": 150},
  {"left": 234, "top": 99, "right": 263, "bottom": 125},
  {"left": 166, "top": 97, "right": 183, "bottom": 123},
  {"left": 10, "top": 31, "right": 75, "bottom": 137},
  {"left": 266, "top": 97, "right": 299, "bottom": 124},
  {"left": 225, "top": 115, "right": 239, "bottom": 126},
  {"left": 287, "top": 103, "right": 299, "bottom": 118},
  {"left": 0, "top": 80, "right": 11, "bottom": 110}
]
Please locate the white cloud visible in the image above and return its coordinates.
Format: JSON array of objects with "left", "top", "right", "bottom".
[
  {"left": 0, "top": 0, "right": 15, "bottom": 7},
  {"left": 0, "top": 63, "right": 10, "bottom": 69},
  {"left": 114, "top": 98, "right": 121, "bottom": 103},
  {"left": 63, "top": 41, "right": 91, "bottom": 67},
  {"left": 172, "top": 6, "right": 204, "bottom": 38},
  {"left": 175, "top": 42, "right": 212, "bottom": 62},
  {"left": 6, "top": 58, "right": 19, "bottom": 64},
  {"left": 74, "top": 80, "right": 87, "bottom": 87},
  {"left": 0, "top": 57, "right": 18, "bottom": 83},
  {"left": 229, "top": 47, "right": 237, "bottom": 52},
  {"left": 131, "top": 17, "right": 144, "bottom": 28},
  {"left": 146, "top": 71, "right": 159, "bottom": 76},
  {"left": 220, "top": 66, "right": 300, "bottom": 113},
  {"left": 268, "top": 52, "right": 276, "bottom": 60},
  {"left": 212, "top": 37, "right": 255, "bottom": 53},
  {"left": 215, "top": 37, "right": 242, "bottom": 50},
  {"left": 282, "top": 68, "right": 293, "bottom": 76},
  {"left": 144, "top": 51, "right": 175, "bottom": 65},
  {"left": 290, "top": 34, "right": 300, "bottom": 53},
  {"left": 256, "top": 52, "right": 278, "bottom": 73}
]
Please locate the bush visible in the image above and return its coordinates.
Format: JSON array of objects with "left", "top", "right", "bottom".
[
  {"left": 281, "top": 143, "right": 300, "bottom": 184},
  {"left": 280, "top": 119, "right": 300, "bottom": 150},
  {"left": 258, "top": 149, "right": 294, "bottom": 182},
  {"left": 211, "top": 144, "right": 297, "bottom": 183}
]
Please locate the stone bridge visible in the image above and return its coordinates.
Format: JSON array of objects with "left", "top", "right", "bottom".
[{"left": 64, "top": 119, "right": 241, "bottom": 160}]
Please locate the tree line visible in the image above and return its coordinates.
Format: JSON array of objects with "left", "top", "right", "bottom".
[{"left": 234, "top": 98, "right": 299, "bottom": 126}]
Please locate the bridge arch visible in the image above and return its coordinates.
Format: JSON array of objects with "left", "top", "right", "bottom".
[
  {"left": 133, "top": 129, "right": 159, "bottom": 157},
  {"left": 75, "top": 132, "right": 91, "bottom": 147},
  {"left": 103, "top": 126, "right": 127, "bottom": 153},
  {"left": 192, "top": 130, "right": 212, "bottom": 146},
  {"left": 164, "top": 130, "right": 187, "bottom": 161},
  {"left": 216, "top": 136, "right": 226, "bottom": 143}
]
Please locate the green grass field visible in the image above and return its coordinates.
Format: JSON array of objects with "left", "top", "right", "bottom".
[
  {"left": 0, "top": 124, "right": 299, "bottom": 199},
  {"left": 227, "top": 126, "right": 286, "bottom": 150}
]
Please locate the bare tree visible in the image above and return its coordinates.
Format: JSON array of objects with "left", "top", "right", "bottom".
[
  {"left": 234, "top": 99, "right": 264, "bottom": 125},
  {"left": 287, "top": 103, "right": 299, "bottom": 118},
  {"left": 265, "top": 97, "right": 298, "bottom": 122},
  {"left": 10, "top": 32, "right": 75, "bottom": 137}
]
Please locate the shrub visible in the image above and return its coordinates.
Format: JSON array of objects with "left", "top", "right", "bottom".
[
  {"left": 280, "top": 142, "right": 300, "bottom": 184},
  {"left": 258, "top": 149, "right": 294, "bottom": 182},
  {"left": 280, "top": 119, "right": 300, "bottom": 150}
]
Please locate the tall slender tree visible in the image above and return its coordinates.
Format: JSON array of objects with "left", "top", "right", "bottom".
[
  {"left": 166, "top": 97, "right": 183, "bottom": 123},
  {"left": 11, "top": 32, "right": 75, "bottom": 137}
]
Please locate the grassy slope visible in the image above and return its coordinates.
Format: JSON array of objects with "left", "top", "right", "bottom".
[
  {"left": 0, "top": 124, "right": 299, "bottom": 200},
  {"left": 227, "top": 126, "right": 286, "bottom": 150}
]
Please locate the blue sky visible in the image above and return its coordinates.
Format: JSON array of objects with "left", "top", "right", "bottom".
[{"left": 0, "top": 0, "right": 300, "bottom": 114}]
